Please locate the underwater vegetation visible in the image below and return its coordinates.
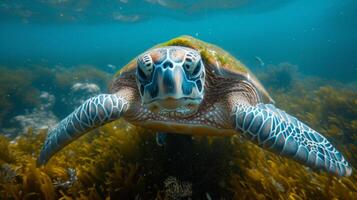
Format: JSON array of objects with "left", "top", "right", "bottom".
[
  {"left": 0, "top": 66, "right": 40, "bottom": 128},
  {"left": 0, "top": 64, "right": 356, "bottom": 199},
  {"left": 257, "top": 62, "right": 299, "bottom": 91},
  {"left": 0, "top": 65, "right": 111, "bottom": 137}
]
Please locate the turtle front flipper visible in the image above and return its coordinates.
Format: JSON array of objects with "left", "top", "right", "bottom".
[
  {"left": 232, "top": 103, "right": 352, "bottom": 177},
  {"left": 37, "top": 93, "right": 130, "bottom": 166}
]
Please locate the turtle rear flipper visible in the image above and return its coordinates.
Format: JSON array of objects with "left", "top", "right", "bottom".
[
  {"left": 37, "top": 92, "right": 132, "bottom": 166},
  {"left": 232, "top": 103, "right": 352, "bottom": 177}
]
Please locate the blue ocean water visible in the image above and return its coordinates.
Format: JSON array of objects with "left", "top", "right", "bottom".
[{"left": 0, "top": 0, "right": 356, "bottom": 81}]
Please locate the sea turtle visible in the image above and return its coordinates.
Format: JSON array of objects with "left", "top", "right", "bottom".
[{"left": 37, "top": 36, "right": 352, "bottom": 177}]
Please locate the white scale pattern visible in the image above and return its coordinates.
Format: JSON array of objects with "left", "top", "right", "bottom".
[
  {"left": 37, "top": 94, "right": 128, "bottom": 165},
  {"left": 233, "top": 103, "right": 352, "bottom": 176}
]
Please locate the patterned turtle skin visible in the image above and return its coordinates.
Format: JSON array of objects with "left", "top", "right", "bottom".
[{"left": 37, "top": 36, "right": 352, "bottom": 177}]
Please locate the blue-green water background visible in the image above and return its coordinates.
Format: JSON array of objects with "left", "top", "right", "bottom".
[{"left": 1, "top": 0, "right": 356, "bottom": 81}]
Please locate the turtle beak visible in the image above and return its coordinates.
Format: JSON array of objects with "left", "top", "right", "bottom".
[
  {"left": 147, "top": 97, "right": 201, "bottom": 112},
  {"left": 158, "top": 97, "right": 183, "bottom": 109}
]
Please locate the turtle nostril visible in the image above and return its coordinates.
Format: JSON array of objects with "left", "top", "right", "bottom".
[{"left": 163, "top": 61, "right": 173, "bottom": 69}]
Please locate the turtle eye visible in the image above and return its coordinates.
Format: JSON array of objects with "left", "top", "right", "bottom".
[
  {"left": 137, "top": 54, "right": 154, "bottom": 81},
  {"left": 183, "top": 51, "right": 202, "bottom": 78}
]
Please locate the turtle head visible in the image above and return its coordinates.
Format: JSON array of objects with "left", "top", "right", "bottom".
[{"left": 136, "top": 46, "right": 205, "bottom": 118}]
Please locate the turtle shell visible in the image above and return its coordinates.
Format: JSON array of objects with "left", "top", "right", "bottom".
[{"left": 113, "top": 35, "right": 273, "bottom": 104}]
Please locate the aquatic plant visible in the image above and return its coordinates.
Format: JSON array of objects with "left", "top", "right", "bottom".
[
  {"left": 0, "top": 135, "right": 14, "bottom": 164},
  {"left": 229, "top": 135, "right": 357, "bottom": 200}
]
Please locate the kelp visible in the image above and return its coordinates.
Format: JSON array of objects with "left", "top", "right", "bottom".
[
  {"left": 0, "top": 135, "right": 14, "bottom": 164},
  {"left": 0, "top": 65, "right": 356, "bottom": 199}
]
